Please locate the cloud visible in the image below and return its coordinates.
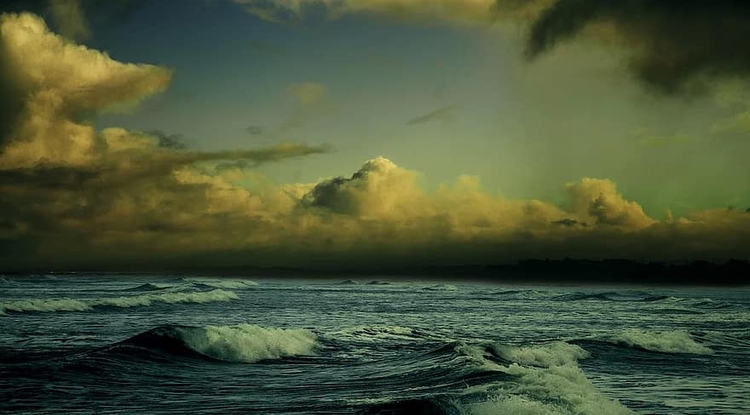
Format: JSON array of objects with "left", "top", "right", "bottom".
[
  {"left": 0, "top": 12, "right": 329, "bottom": 269},
  {"left": 232, "top": 1, "right": 750, "bottom": 95},
  {"left": 48, "top": 0, "right": 89, "bottom": 40},
  {"left": 275, "top": 82, "right": 336, "bottom": 135},
  {"left": 145, "top": 130, "right": 187, "bottom": 149},
  {"left": 0, "top": 0, "right": 151, "bottom": 41},
  {"left": 524, "top": 0, "right": 750, "bottom": 94},
  {"left": 564, "top": 178, "right": 655, "bottom": 229},
  {"left": 0, "top": 12, "right": 173, "bottom": 168},
  {"left": 1, "top": 11, "right": 749, "bottom": 272},
  {"left": 286, "top": 82, "right": 327, "bottom": 106},
  {"left": 406, "top": 104, "right": 461, "bottom": 126}
]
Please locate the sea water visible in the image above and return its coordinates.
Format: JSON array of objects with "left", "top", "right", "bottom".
[{"left": 1, "top": 275, "right": 748, "bottom": 414}]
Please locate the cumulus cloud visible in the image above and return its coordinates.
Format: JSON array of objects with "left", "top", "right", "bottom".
[
  {"left": 0, "top": 12, "right": 172, "bottom": 168},
  {"left": 0, "top": 12, "right": 328, "bottom": 268},
  {"left": 1, "top": 11, "right": 748, "bottom": 272}
]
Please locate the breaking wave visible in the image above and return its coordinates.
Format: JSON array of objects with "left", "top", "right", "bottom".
[
  {"left": 360, "top": 341, "right": 633, "bottom": 415},
  {"left": 601, "top": 329, "right": 713, "bottom": 355},
  {"left": 182, "top": 278, "right": 259, "bottom": 290},
  {"left": 0, "top": 289, "right": 238, "bottom": 315},
  {"left": 463, "top": 341, "right": 634, "bottom": 415},
  {"left": 114, "top": 324, "right": 318, "bottom": 363}
]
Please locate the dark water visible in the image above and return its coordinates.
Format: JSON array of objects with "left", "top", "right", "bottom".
[{"left": 1, "top": 275, "right": 748, "bottom": 414}]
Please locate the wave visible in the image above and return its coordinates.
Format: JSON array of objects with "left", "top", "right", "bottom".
[
  {"left": 360, "top": 397, "right": 461, "bottom": 415},
  {"left": 601, "top": 329, "right": 713, "bottom": 355},
  {"left": 462, "top": 341, "right": 634, "bottom": 415},
  {"left": 114, "top": 324, "right": 318, "bottom": 363},
  {"left": 181, "top": 278, "right": 259, "bottom": 290},
  {"left": 490, "top": 341, "right": 590, "bottom": 368},
  {"left": 327, "top": 325, "right": 452, "bottom": 346},
  {"left": 554, "top": 291, "right": 669, "bottom": 302},
  {"left": 422, "top": 284, "right": 458, "bottom": 292},
  {"left": 359, "top": 340, "right": 633, "bottom": 415},
  {"left": 0, "top": 289, "right": 238, "bottom": 315},
  {"left": 123, "top": 283, "right": 170, "bottom": 292}
]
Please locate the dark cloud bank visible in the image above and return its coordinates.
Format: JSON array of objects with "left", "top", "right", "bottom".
[{"left": 524, "top": 0, "right": 750, "bottom": 94}]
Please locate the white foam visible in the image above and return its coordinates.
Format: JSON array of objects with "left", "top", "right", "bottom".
[
  {"left": 465, "top": 395, "right": 562, "bottom": 415},
  {"left": 183, "top": 278, "right": 259, "bottom": 289},
  {"left": 461, "top": 342, "right": 633, "bottom": 415},
  {"left": 492, "top": 342, "right": 590, "bottom": 367},
  {"left": 0, "top": 298, "right": 91, "bottom": 314},
  {"left": 176, "top": 324, "right": 318, "bottom": 363},
  {"left": 606, "top": 329, "right": 713, "bottom": 355},
  {"left": 0, "top": 289, "right": 238, "bottom": 314}
]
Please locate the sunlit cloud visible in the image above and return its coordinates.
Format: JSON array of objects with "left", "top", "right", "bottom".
[{"left": 1, "top": 10, "right": 749, "bottom": 272}]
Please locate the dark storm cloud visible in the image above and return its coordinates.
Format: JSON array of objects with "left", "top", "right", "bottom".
[{"left": 523, "top": 0, "right": 750, "bottom": 94}]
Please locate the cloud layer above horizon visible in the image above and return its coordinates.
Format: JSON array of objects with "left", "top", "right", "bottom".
[{"left": 0, "top": 11, "right": 749, "bottom": 272}]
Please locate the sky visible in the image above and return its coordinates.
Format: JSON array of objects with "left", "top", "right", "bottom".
[{"left": 1, "top": 0, "right": 749, "bottom": 271}]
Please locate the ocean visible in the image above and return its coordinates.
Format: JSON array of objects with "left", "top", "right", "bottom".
[{"left": 1, "top": 275, "right": 748, "bottom": 414}]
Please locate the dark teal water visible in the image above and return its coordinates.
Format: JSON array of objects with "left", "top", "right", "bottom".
[{"left": 1, "top": 275, "right": 748, "bottom": 414}]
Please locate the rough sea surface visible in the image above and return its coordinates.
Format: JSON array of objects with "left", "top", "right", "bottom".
[{"left": 1, "top": 275, "right": 748, "bottom": 414}]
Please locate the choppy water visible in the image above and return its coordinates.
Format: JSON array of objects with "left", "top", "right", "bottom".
[{"left": 1, "top": 275, "right": 748, "bottom": 414}]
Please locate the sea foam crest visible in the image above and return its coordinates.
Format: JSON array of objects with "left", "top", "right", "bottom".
[
  {"left": 605, "top": 329, "right": 713, "bottom": 355},
  {"left": 183, "top": 278, "right": 259, "bottom": 289},
  {"left": 175, "top": 324, "right": 318, "bottom": 363},
  {"left": 461, "top": 342, "right": 633, "bottom": 415},
  {"left": 492, "top": 341, "right": 590, "bottom": 367},
  {"left": 0, "top": 289, "right": 238, "bottom": 314}
]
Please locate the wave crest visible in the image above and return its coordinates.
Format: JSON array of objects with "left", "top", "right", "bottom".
[
  {"left": 0, "top": 289, "right": 238, "bottom": 314},
  {"left": 121, "top": 324, "right": 318, "bottom": 363},
  {"left": 182, "top": 278, "right": 259, "bottom": 289},
  {"left": 442, "top": 341, "right": 635, "bottom": 415},
  {"left": 605, "top": 329, "right": 713, "bottom": 355},
  {"left": 491, "top": 342, "right": 590, "bottom": 367}
]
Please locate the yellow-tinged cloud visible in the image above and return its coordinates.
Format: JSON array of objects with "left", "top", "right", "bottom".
[
  {"left": 0, "top": 12, "right": 748, "bottom": 271},
  {"left": 0, "top": 12, "right": 172, "bottom": 168}
]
